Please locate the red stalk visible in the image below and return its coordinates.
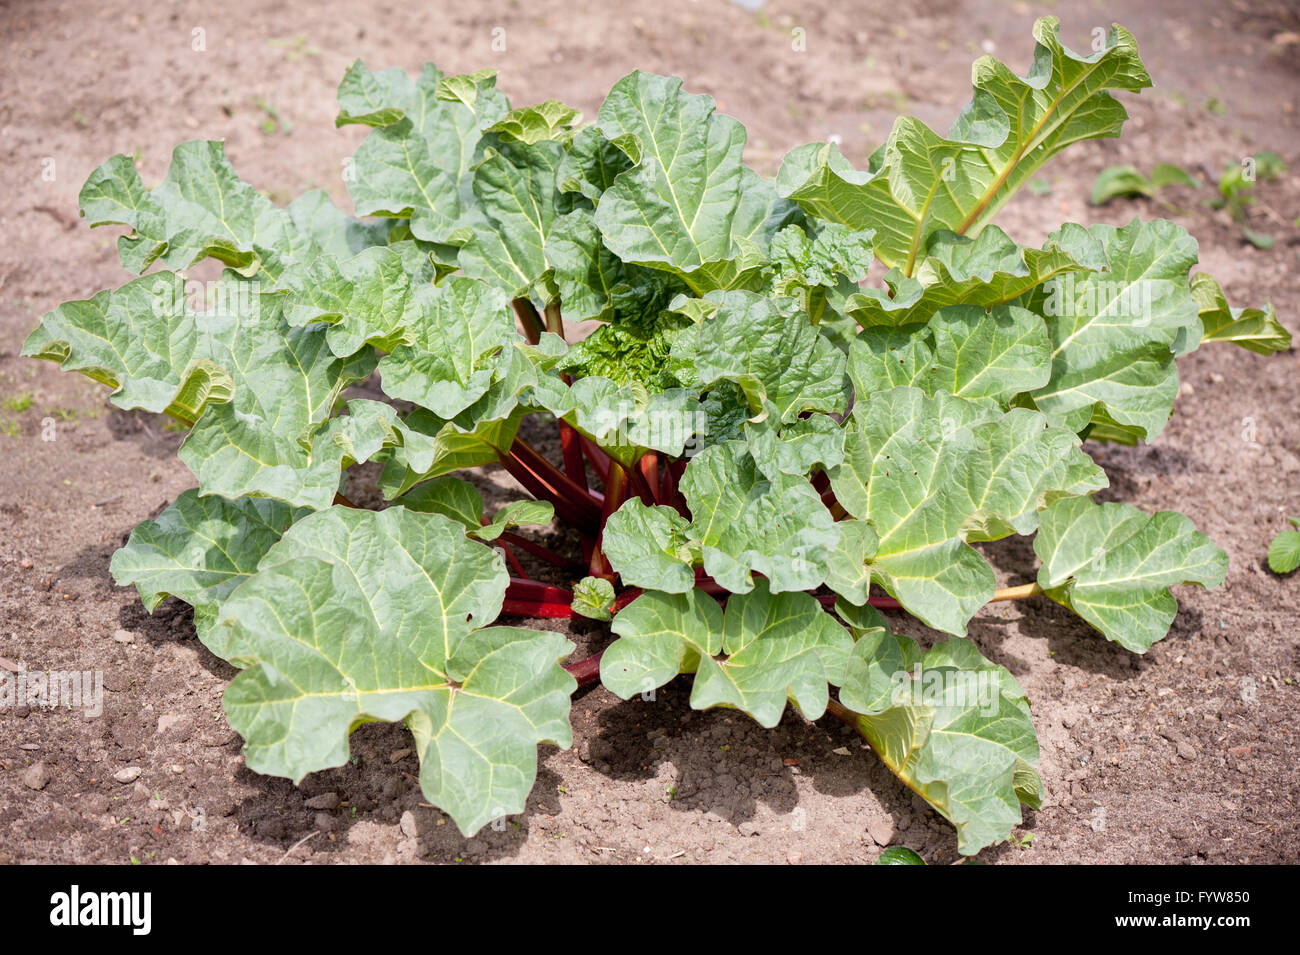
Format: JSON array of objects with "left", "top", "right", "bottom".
[
  {"left": 511, "top": 438, "right": 603, "bottom": 510},
  {"left": 497, "top": 531, "right": 581, "bottom": 570},
  {"left": 627, "top": 458, "right": 657, "bottom": 506},
  {"left": 502, "top": 577, "right": 575, "bottom": 618},
  {"left": 559, "top": 420, "right": 589, "bottom": 493},
  {"left": 511, "top": 298, "right": 544, "bottom": 345},
  {"left": 497, "top": 451, "right": 600, "bottom": 533},
  {"left": 637, "top": 452, "right": 661, "bottom": 505},
  {"left": 588, "top": 461, "right": 628, "bottom": 581},
  {"left": 579, "top": 436, "right": 612, "bottom": 488},
  {"left": 498, "top": 541, "right": 530, "bottom": 578},
  {"left": 563, "top": 651, "right": 603, "bottom": 687}
]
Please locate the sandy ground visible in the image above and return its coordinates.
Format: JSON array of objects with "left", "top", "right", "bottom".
[{"left": 0, "top": 0, "right": 1297, "bottom": 864}]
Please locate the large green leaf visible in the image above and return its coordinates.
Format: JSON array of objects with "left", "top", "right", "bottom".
[
  {"left": 458, "top": 139, "right": 567, "bottom": 297},
  {"left": 376, "top": 277, "right": 518, "bottom": 418},
  {"left": 830, "top": 387, "right": 1100, "bottom": 630},
  {"left": 343, "top": 63, "right": 508, "bottom": 244},
  {"left": 778, "top": 18, "right": 1150, "bottom": 273},
  {"left": 217, "top": 506, "right": 575, "bottom": 836},
  {"left": 849, "top": 303, "right": 1053, "bottom": 407},
  {"left": 109, "top": 490, "right": 308, "bottom": 653},
  {"left": 23, "top": 271, "right": 380, "bottom": 508},
  {"left": 593, "top": 72, "right": 749, "bottom": 290},
  {"left": 602, "top": 499, "right": 697, "bottom": 594},
  {"left": 1025, "top": 219, "right": 1202, "bottom": 440},
  {"left": 681, "top": 440, "right": 838, "bottom": 594},
  {"left": 79, "top": 144, "right": 293, "bottom": 278},
  {"left": 279, "top": 242, "right": 438, "bottom": 356},
  {"left": 844, "top": 226, "right": 1086, "bottom": 328},
  {"left": 1034, "top": 496, "right": 1228, "bottom": 652},
  {"left": 837, "top": 623, "right": 1041, "bottom": 855},
  {"left": 605, "top": 580, "right": 851, "bottom": 727},
  {"left": 671, "top": 291, "right": 848, "bottom": 422},
  {"left": 378, "top": 407, "right": 524, "bottom": 498}
]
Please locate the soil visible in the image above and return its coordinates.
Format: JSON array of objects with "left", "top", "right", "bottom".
[{"left": 1, "top": 0, "right": 1297, "bottom": 865}]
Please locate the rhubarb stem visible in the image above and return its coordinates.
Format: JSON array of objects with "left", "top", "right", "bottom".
[
  {"left": 511, "top": 438, "right": 603, "bottom": 510},
  {"left": 588, "top": 461, "right": 628, "bottom": 581},
  {"left": 544, "top": 300, "right": 565, "bottom": 340},
  {"left": 992, "top": 583, "right": 1043, "bottom": 601},
  {"left": 563, "top": 651, "right": 603, "bottom": 687},
  {"left": 512, "top": 298, "right": 544, "bottom": 345},
  {"left": 497, "top": 532, "right": 581, "bottom": 569}
]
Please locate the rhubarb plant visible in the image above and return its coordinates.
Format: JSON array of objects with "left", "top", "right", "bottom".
[{"left": 26, "top": 18, "right": 1291, "bottom": 855}]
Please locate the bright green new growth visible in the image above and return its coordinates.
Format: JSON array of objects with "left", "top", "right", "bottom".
[
  {"left": 1268, "top": 519, "right": 1300, "bottom": 575},
  {"left": 25, "top": 19, "right": 1289, "bottom": 856}
]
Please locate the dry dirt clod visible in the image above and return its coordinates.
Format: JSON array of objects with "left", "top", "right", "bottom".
[
  {"left": 112, "top": 628, "right": 135, "bottom": 644},
  {"left": 112, "top": 766, "right": 143, "bottom": 784},
  {"left": 304, "top": 792, "right": 340, "bottom": 810},
  {"left": 21, "top": 760, "right": 51, "bottom": 791},
  {"left": 866, "top": 817, "right": 895, "bottom": 846}
]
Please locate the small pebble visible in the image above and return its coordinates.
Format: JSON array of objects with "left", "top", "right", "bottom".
[
  {"left": 113, "top": 766, "right": 143, "bottom": 784},
  {"left": 113, "top": 629, "right": 135, "bottom": 644}
]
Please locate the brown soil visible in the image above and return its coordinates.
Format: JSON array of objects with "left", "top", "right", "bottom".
[{"left": 1, "top": 0, "right": 1297, "bottom": 865}]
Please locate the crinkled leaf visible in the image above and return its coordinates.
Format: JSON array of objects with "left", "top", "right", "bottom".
[
  {"left": 109, "top": 490, "right": 308, "bottom": 653},
  {"left": 830, "top": 388, "right": 1099, "bottom": 629},
  {"left": 778, "top": 19, "right": 1150, "bottom": 273},
  {"left": 487, "top": 100, "right": 581, "bottom": 144},
  {"left": 1191, "top": 272, "right": 1291, "bottom": 355},
  {"left": 376, "top": 277, "right": 518, "bottom": 418},
  {"left": 593, "top": 72, "right": 748, "bottom": 287},
  {"left": 279, "top": 242, "right": 437, "bottom": 356},
  {"left": 217, "top": 506, "right": 575, "bottom": 836},
  {"left": 458, "top": 140, "right": 566, "bottom": 297},
  {"left": 602, "top": 499, "right": 696, "bottom": 594},
  {"left": 1267, "top": 520, "right": 1300, "bottom": 575},
  {"left": 606, "top": 581, "right": 850, "bottom": 727},
  {"left": 344, "top": 64, "right": 507, "bottom": 244},
  {"left": 744, "top": 406, "right": 845, "bottom": 481},
  {"left": 1034, "top": 496, "right": 1228, "bottom": 651},
  {"left": 571, "top": 576, "right": 616, "bottom": 621},
  {"left": 556, "top": 126, "right": 634, "bottom": 201},
  {"left": 78, "top": 143, "right": 310, "bottom": 280},
  {"left": 378, "top": 406, "right": 523, "bottom": 498},
  {"left": 1025, "top": 218, "right": 1202, "bottom": 439},
  {"left": 602, "top": 587, "right": 723, "bottom": 698},
  {"left": 545, "top": 208, "right": 682, "bottom": 323},
  {"left": 845, "top": 226, "right": 1086, "bottom": 328},
  {"left": 681, "top": 440, "right": 838, "bottom": 594},
  {"left": 838, "top": 629, "right": 1041, "bottom": 855},
  {"left": 671, "top": 290, "right": 848, "bottom": 422}
]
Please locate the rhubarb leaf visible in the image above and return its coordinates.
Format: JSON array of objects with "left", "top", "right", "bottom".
[
  {"left": 681, "top": 440, "right": 838, "bottom": 594},
  {"left": 594, "top": 72, "right": 748, "bottom": 288},
  {"left": 1191, "top": 272, "right": 1291, "bottom": 355},
  {"left": 1034, "top": 496, "right": 1228, "bottom": 651},
  {"left": 838, "top": 627, "right": 1041, "bottom": 855},
  {"left": 602, "top": 499, "right": 697, "bottom": 594},
  {"left": 217, "top": 506, "right": 575, "bottom": 836},
  {"left": 1268, "top": 519, "right": 1300, "bottom": 575},
  {"left": 671, "top": 291, "right": 848, "bottom": 422},
  {"left": 606, "top": 580, "right": 851, "bottom": 727},
  {"left": 1025, "top": 219, "right": 1202, "bottom": 440},
  {"left": 109, "top": 490, "right": 308, "bottom": 653},
  {"left": 778, "top": 18, "right": 1150, "bottom": 272}
]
